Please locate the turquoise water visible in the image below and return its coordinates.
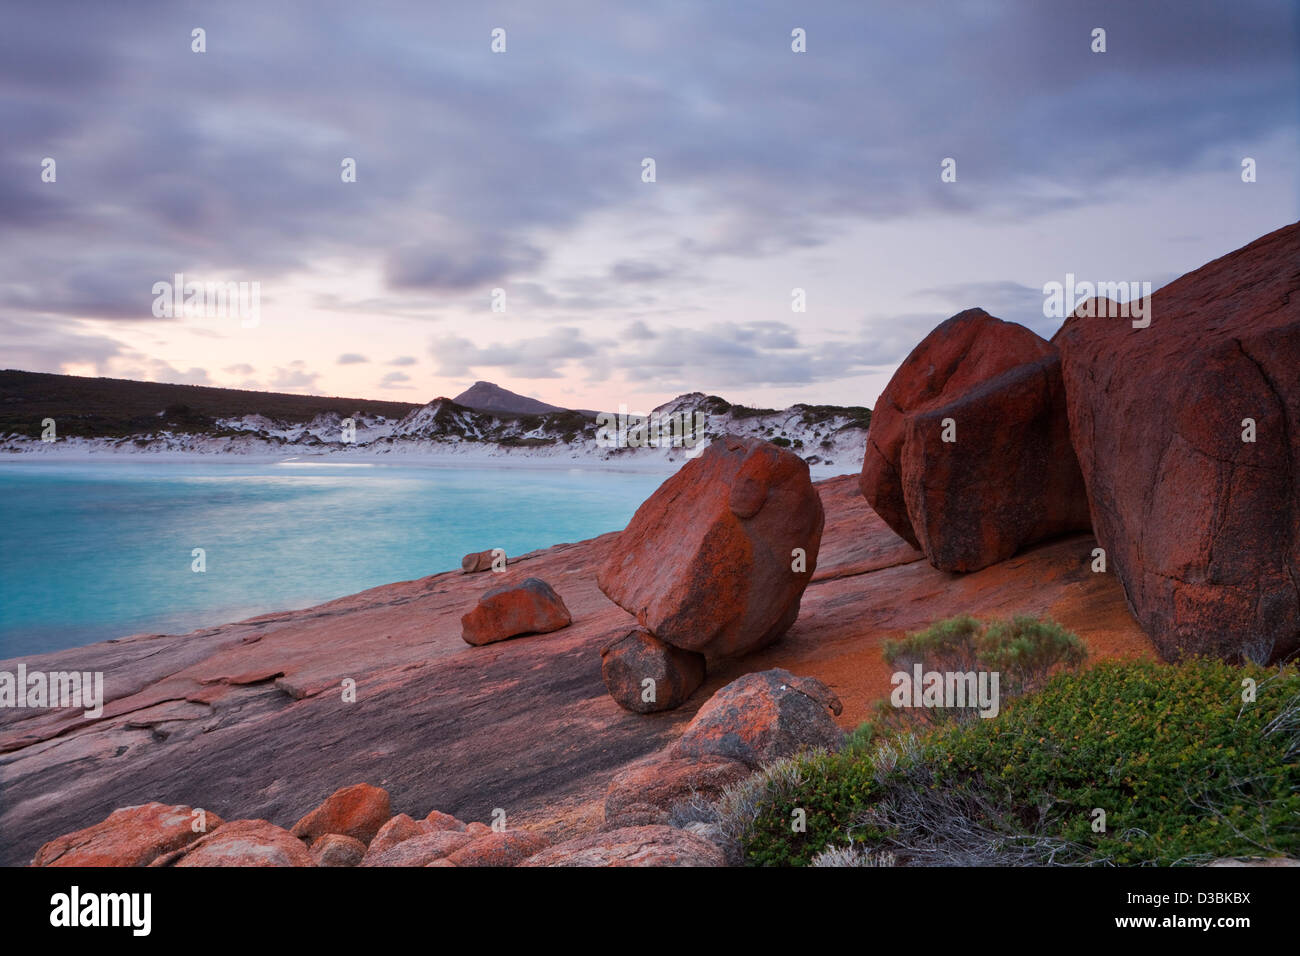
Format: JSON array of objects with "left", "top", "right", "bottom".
[{"left": 0, "top": 461, "right": 665, "bottom": 659}]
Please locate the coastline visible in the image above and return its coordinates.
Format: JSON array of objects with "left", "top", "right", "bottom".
[
  {"left": 0, "top": 441, "right": 860, "bottom": 480},
  {"left": 0, "top": 473, "right": 1153, "bottom": 867}
]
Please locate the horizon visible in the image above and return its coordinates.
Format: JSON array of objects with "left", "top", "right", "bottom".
[
  {"left": 2, "top": 366, "right": 870, "bottom": 415},
  {"left": 2, "top": 1, "right": 1297, "bottom": 412}
]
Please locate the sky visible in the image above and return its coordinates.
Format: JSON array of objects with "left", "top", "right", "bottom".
[{"left": 2, "top": 0, "right": 1297, "bottom": 413}]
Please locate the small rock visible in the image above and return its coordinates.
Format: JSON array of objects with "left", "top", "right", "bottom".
[
  {"left": 367, "top": 814, "right": 424, "bottom": 856},
  {"left": 360, "top": 830, "right": 474, "bottom": 867},
  {"left": 310, "top": 833, "right": 366, "bottom": 867},
  {"left": 290, "top": 783, "right": 391, "bottom": 846},
  {"left": 461, "top": 578, "right": 572, "bottom": 646},
  {"left": 445, "top": 830, "right": 551, "bottom": 867},
  {"left": 461, "top": 549, "right": 502, "bottom": 573},
  {"left": 424, "top": 810, "right": 468, "bottom": 832},
  {"left": 600, "top": 628, "right": 706, "bottom": 713}
]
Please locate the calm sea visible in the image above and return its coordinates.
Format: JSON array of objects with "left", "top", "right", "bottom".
[{"left": 0, "top": 460, "right": 665, "bottom": 659}]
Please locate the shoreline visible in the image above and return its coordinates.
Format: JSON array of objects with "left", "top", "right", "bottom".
[{"left": 0, "top": 445, "right": 859, "bottom": 480}]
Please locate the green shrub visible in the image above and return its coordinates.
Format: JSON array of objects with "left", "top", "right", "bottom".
[
  {"left": 737, "top": 659, "right": 1300, "bottom": 866},
  {"left": 882, "top": 614, "right": 1086, "bottom": 724},
  {"left": 729, "top": 404, "right": 778, "bottom": 419},
  {"left": 729, "top": 749, "right": 890, "bottom": 867},
  {"left": 921, "top": 658, "right": 1300, "bottom": 865}
]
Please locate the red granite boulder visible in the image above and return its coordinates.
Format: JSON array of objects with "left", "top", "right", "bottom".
[
  {"left": 597, "top": 436, "right": 824, "bottom": 659},
  {"left": 31, "top": 802, "right": 222, "bottom": 867},
  {"left": 165, "top": 819, "right": 314, "bottom": 867},
  {"left": 672, "top": 668, "right": 844, "bottom": 768},
  {"left": 461, "top": 577, "right": 572, "bottom": 646},
  {"left": 309, "top": 833, "right": 366, "bottom": 867},
  {"left": 859, "top": 308, "right": 1091, "bottom": 572},
  {"left": 600, "top": 627, "right": 706, "bottom": 713},
  {"left": 461, "top": 549, "right": 503, "bottom": 573},
  {"left": 444, "top": 829, "right": 550, "bottom": 867},
  {"left": 290, "top": 782, "right": 390, "bottom": 846},
  {"left": 1055, "top": 222, "right": 1300, "bottom": 661},
  {"left": 359, "top": 830, "right": 474, "bottom": 866}
]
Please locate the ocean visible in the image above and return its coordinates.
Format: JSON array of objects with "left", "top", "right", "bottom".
[{"left": 0, "top": 460, "right": 666, "bottom": 659}]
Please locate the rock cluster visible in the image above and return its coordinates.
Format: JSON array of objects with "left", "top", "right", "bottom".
[
  {"left": 30, "top": 784, "right": 552, "bottom": 869},
  {"left": 858, "top": 224, "right": 1299, "bottom": 663},
  {"left": 31, "top": 667, "right": 845, "bottom": 868},
  {"left": 859, "top": 308, "right": 1090, "bottom": 572}
]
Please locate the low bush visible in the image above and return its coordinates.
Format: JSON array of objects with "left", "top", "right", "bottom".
[{"left": 734, "top": 658, "right": 1300, "bottom": 866}]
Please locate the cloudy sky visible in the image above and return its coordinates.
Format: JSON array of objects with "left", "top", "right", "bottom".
[{"left": 2, "top": 1, "right": 1296, "bottom": 412}]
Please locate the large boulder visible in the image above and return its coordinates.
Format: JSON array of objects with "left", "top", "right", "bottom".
[
  {"left": 163, "top": 820, "right": 315, "bottom": 867},
  {"left": 31, "top": 803, "right": 223, "bottom": 867},
  {"left": 1055, "top": 223, "right": 1300, "bottom": 661},
  {"left": 672, "top": 669, "right": 844, "bottom": 768},
  {"left": 859, "top": 308, "right": 1091, "bottom": 571},
  {"left": 598, "top": 436, "right": 824, "bottom": 659},
  {"left": 519, "top": 825, "right": 724, "bottom": 867},
  {"left": 600, "top": 628, "right": 706, "bottom": 713},
  {"left": 461, "top": 577, "right": 572, "bottom": 646},
  {"left": 290, "top": 783, "right": 390, "bottom": 846}
]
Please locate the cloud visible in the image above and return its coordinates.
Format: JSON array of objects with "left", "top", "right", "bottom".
[
  {"left": 386, "top": 240, "right": 545, "bottom": 292},
  {"left": 1, "top": 0, "right": 1294, "bottom": 403},
  {"left": 378, "top": 371, "right": 413, "bottom": 389},
  {"left": 430, "top": 327, "right": 604, "bottom": 379},
  {"left": 337, "top": 353, "right": 370, "bottom": 364},
  {"left": 0, "top": 314, "right": 125, "bottom": 373},
  {"left": 268, "top": 362, "right": 320, "bottom": 391},
  {"left": 387, "top": 356, "right": 417, "bottom": 366},
  {"left": 609, "top": 260, "right": 678, "bottom": 284},
  {"left": 224, "top": 363, "right": 256, "bottom": 375},
  {"left": 429, "top": 318, "right": 936, "bottom": 394}
]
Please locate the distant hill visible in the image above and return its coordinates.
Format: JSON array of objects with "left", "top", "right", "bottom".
[
  {"left": 453, "top": 381, "right": 567, "bottom": 416},
  {"left": 452, "top": 380, "right": 600, "bottom": 418},
  {"left": 0, "top": 369, "right": 421, "bottom": 440}
]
